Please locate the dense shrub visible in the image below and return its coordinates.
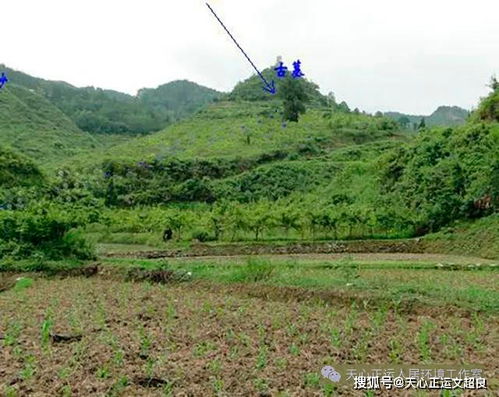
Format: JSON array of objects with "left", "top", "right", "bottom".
[
  {"left": 380, "top": 122, "right": 499, "bottom": 231},
  {"left": 191, "top": 229, "right": 214, "bottom": 242},
  {"left": 0, "top": 202, "right": 97, "bottom": 260},
  {"left": 472, "top": 82, "right": 499, "bottom": 122},
  {"left": 0, "top": 146, "right": 45, "bottom": 189}
]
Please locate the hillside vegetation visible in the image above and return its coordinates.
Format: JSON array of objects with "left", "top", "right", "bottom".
[
  {"left": 424, "top": 214, "right": 499, "bottom": 259},
  {"left": 66, "top": 100, "right": 399, "bottom": 167},
  {"left": 138, "top": 80, "right": 222, "bottom": 120},
  {"left": 1, "top": 67, "right": 497, "bottom": 261},
  {"left": 1, "top": 65, "right": 221, "bottom": 136},
  {"left": 73, "top": 76, "right": 498, "bottom": 249},
  {"left": 0, "top": 85, "right": 98, "bottom": 165},
  {"left": 0, "top": 146, "right": 44, "bottom": 189}
]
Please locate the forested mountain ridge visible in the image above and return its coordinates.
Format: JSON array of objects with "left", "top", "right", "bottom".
[{"left": 0, "top": 65, "right": 222, "bottom": 135}]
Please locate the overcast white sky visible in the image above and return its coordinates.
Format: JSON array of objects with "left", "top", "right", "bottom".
[{"left": 2, "top": 0, "right": 498, "bottom": 114}]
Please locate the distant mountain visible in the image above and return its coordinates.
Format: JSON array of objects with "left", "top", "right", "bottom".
[
  {"left": 1, "top": 65, "right": 222, "bottom": 135},
  {"left": 385, "top": 106, "right": 469, "bottom": 128},
  {"left": 429, "top": 106, "right": 470, "bottom": 126},
  {"left": 137, "top": 80, "right": 222, "bottom": 120}
]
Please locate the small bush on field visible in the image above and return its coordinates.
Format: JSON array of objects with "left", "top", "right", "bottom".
[
  {"left": 232, "top": 258, "right": 275, "bottom": 282},
  {"left": 127, "top": 263, "right": 192, "bottom": 283},
  {"left": 49, "top": 230, "right": 95, "bottom": 260},
  {"left": 191, "top": 229, "right": 214, "bottom": 242},
  {"left": 338, "top": 256, "right": 361, "bottom": 283}
]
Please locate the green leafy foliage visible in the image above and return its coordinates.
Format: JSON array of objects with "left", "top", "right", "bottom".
[
  {"left": 0, "top": 202, "right": 97, "bottom": 261},
  {"left": 228, "top": 66, "right": 324, "bottom": 104},
  {"left": 472, "top": 80, "right": 499, "bottom": 122},
  {"left": 279, "top": 77, "right": 309, "bottom": 122},
  {"left": 380, "top": 122, "right": 499, "bottom": 231},
  {"left": 0, "top": 146, "right": 44, "bottom": 188},
  {"left": 212, "top": 160, "right": 339, "bottom": 202},
  {"left": 1, "top": 65, "right": 496, "bottom": 259}
]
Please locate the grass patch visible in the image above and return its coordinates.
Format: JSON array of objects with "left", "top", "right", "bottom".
[
  {"left": 424, "top": 214, "right": 499, "bottom": 260},
  {"left": 101, "top": 257, "right": 499, "bottom": 312}
]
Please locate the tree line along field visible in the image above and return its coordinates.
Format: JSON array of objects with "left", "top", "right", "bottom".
[{"left": 0, "top": 69, "right": 498, "bottom": 395}]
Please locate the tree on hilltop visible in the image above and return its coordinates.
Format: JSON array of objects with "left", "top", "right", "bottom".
[{"left": 279, "top": 77, "right": 309, "bottom": 122}]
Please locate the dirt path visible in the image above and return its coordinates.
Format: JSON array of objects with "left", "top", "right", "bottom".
[
  {"left": 161, "top": 252, "right": 497, "bottom": 264},
  {"left": 104, "top": 249, "right": 496, "bottom": 265}
]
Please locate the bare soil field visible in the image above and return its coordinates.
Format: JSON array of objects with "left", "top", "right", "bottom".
[{"left": 1, "top": 272, "right": 497, "bottom": 396}]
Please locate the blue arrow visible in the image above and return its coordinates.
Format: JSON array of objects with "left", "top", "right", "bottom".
[{"left": 206, "top": 2, "right": 276, "bottom": 95}]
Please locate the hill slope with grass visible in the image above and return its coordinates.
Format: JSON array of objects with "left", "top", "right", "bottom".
[
  {"left": 63, "top": 67, "right": 399, "bottom": 170},
  {"left": 67, "top": 101, "right": 400, "bottom": 167},
  {"left": 2, "top": 64, "right": 497, "bottom": 260},
  {"left": 0, "top": 84, "right": 99, "bottom": 165},
  {"left": 137, "top": 80, "right": 222, "bottom": 120},
  {"left": 60, "top": 76, "right": 497, "bottom": 251},
  {"left": 53, "top": 71, "right": 411, "bottom": 225}
]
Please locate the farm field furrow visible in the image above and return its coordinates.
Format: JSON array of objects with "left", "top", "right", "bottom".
[{"left": 1, "top": 257, "right": 498, "bottom": 396}]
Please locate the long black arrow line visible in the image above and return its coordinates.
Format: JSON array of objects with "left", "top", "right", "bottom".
[{"left": 205, "top": 2, "right": 276, "bottom": 94}]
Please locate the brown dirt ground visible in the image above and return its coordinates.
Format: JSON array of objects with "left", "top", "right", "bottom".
[{"left": 0, "top": 278, "right": 497, "bottom": 396}]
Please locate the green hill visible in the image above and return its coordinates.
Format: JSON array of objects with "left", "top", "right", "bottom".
[
  {"left": 429, "top": 106, "right": 470, "bottom": 125},
  {"left": 1, "top": 63, "right": 497, "bottom": 260},
  {"left": 55, "top": 74, "right": 496, "bottom": 246},
  {"left": 62, "top": 65, "right": 397, "bottom": 169},
  {"left": 229, "top": 66, "right": 325, "bottom": 104},
  {"left": 57, "top": 69, "right": 403, "bottom": 208},
  {"left": 0, "top": 84, "right": 98, "bottom": 165},
  {"left": 137, "top": 80, "right": 222, "bottom": 120},
  {"left": 1, "top": 64, "right": 167, "bottom": 135},
  {"left": 64, "top": 98, "right": 400, "bottom": 170},
  {"left": 1, "top": 65, "right": 222, "bottom": 136}
]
